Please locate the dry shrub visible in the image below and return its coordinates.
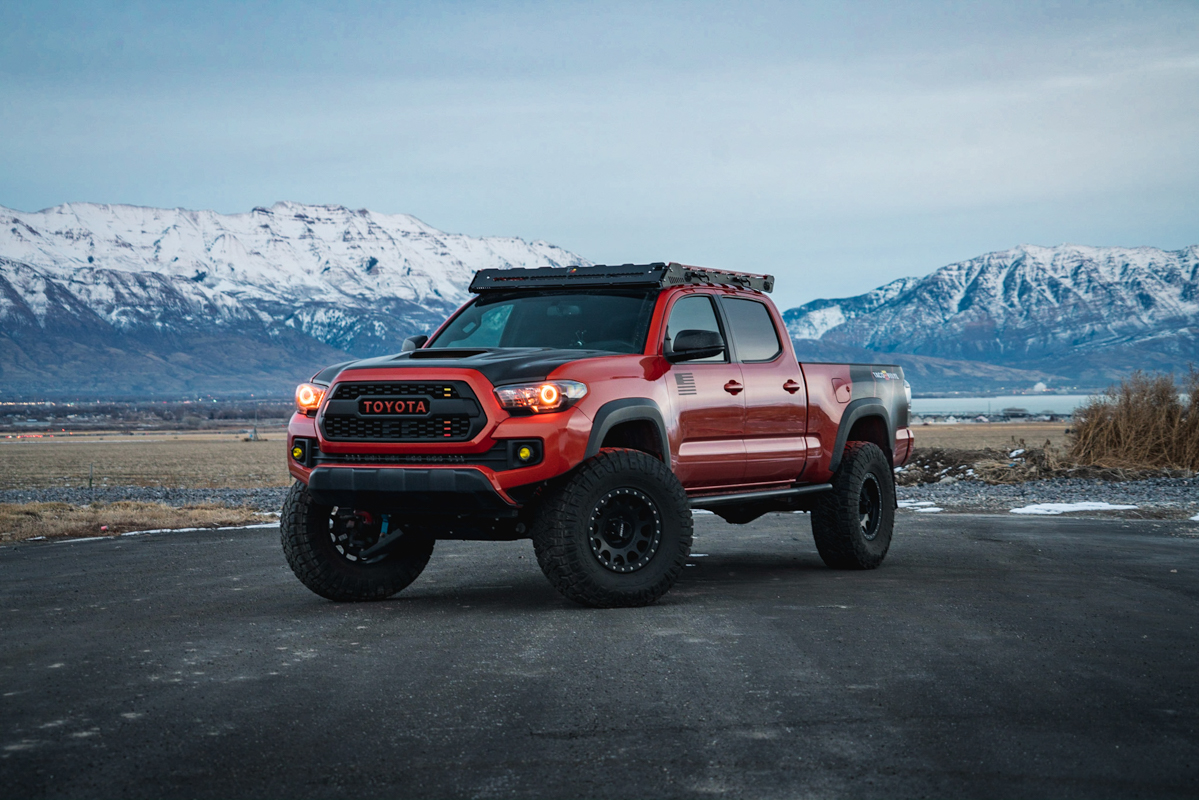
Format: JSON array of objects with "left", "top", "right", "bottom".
[
  {"left": 0, "top": 501, "right": 272, "bottom": 543},
  {"left": 1069, "top": 370, "right": 1199, "bottom": 471},
  {"left": 897, "top": 443, "right": 1065, "bottom": 485},
  {"left": 899, "top": 370, "right": 1199, "bottom": 485},
  {"left": 895, "top": 447, "right": 997, "bottom": 485},
  {"left": 897, "top": 437, "right": 1189, "bottom": 486}
]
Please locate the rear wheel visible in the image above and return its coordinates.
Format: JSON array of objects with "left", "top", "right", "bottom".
[
  {"left": 531, "top": 448, "right": 692, "bottom": 608},
  {"left": 811, "top": 442, "right": 895, "bottom": 569},
  {"left": 281, "top": 481, "right": 434, "bottom": 601}
]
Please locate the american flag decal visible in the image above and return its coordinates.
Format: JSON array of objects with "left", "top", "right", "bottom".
[{"left": 674, "top": 372, "right": 697, "bottom": 396}]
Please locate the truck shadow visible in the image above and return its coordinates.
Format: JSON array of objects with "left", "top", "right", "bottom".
[
  {"left": 675, "top": 552, "right": 829, "bottom": 587},
  {"left": 283, "top": 553, "right": 837, "bottom": 612}
]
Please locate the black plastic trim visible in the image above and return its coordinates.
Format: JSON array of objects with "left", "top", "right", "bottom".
[
  {"left": 689, "top": 484, "right": 832, "bottom": 509},
  {"left": 584, "top": 398, "right": 669, "bottom": 461},
  {"left": 829, "top": 398, "right": 893, "bottom": 473},
  {"left": 306, "top": 467, "right": 518, "bottom": 514}
]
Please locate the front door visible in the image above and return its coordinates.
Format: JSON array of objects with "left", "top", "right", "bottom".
[
  {"left": 719, "top": 296, "right": 807, "bottom": 484},
  {"left": 664, "top": 293, "right": 746, "bottom": 487}
]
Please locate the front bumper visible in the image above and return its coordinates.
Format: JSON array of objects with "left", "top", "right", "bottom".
[{"left": 306, "top": 466, "right": 519, "bottom": 515}]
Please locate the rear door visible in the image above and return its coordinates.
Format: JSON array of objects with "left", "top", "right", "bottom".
[
  {"left": 718, "top": 296, "right": 808, "bottom": 484},
  {"left": 663, "top": 293, "right": 746, "bottom": 487}
]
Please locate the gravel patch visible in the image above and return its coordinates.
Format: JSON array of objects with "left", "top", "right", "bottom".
[
  {"left": 899, "top": 476, "right": 1199, "bottom": 518},
  {"left": 0, "top": 486, "right": 288, "bottom": 511}
]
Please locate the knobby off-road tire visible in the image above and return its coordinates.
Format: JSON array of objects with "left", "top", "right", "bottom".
[
  {"left": 281, "top": 481, "right": 434, "bottom": 601},
  {"left": 531, "top": 448, "right": 693, "bottom": 608},
  {"left": 811, "top": 441, "right": 896, "bottom": 570}
]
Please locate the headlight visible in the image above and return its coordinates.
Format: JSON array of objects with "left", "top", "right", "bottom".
[
  {"left": 494, "top": 380, "right": 587, "bottom": 414},
  {"left": 295, "top": 383, "right": 326, "bottom": 413}
]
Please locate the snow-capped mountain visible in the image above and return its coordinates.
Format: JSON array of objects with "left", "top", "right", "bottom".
[
  {"left": 3, "top": 202, "right": 1193, "bottom": 397},
  {"left": 0, "top": 202, "right": 587, "bottom": 395},
  {"left": 784, "top": 244, "right": 1199, "bottom": 386}
]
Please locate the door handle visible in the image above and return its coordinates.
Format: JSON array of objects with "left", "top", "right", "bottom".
[
  {"left": 724, "top": 380, "right": 744, "bottom": 395},
  {"left": 783, "top": 380, "right": 801, "bottom": 394}
]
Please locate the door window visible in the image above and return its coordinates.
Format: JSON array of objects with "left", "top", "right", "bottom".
[
  {"left": 722, "top": 298, "right": 782, "bottom": 362},
  {"left": 665, "top": 295, "right": 726, "bottom": 362}
]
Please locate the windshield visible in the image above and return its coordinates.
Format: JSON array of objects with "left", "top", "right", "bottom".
[{"left": 427, "top": 289, "right": 659, "bottom": 353}]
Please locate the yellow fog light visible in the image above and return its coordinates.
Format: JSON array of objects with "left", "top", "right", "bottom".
[
  {"left": 517, "top": 445, "right": 533, "bottom": 462},
  {"left": 292, "top": 446, "right": 304, "bottom": 460}
]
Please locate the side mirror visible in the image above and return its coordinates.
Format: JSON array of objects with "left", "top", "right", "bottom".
[
  {"left": 401, "top": 334, "right": 429, "bottom": 352},
  {"left": 666, "top": 329, "right": 725, "bottom": 362}
]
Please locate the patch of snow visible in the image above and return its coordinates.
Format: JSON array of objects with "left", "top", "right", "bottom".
[
  {"left": 915, "top": 507, "right": 943, "bottom": 513},
  {"left": 789, "top": 305, "right": 845, "bottom": 340},
  {"left": 1009, "top": 449, "right": 1025, "bottom": 458},
  {"left": 1190, "top": 513, "right": 1199, "bottom": 522},
  {"left": 691, "top": 509, "right": 715, "bottom": 515},
  {"left": 1010, "top": 502, "right": 1138, "bottom": 515},
  {"left": 898, "top": 500, "right": 937, "bottom": 508}
]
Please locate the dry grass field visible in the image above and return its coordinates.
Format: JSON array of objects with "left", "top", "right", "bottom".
[
  {"left": 0, "top": 502, "right": 273, "bottom": 542},
  {"left": 0, "top": 432, "right": 291, "bottom": 489},
  {"left": 910, "top": 422, "right": 1071, "bottom": 451},
  {"left": 0, "top": 424, "right": 1075, "bottom": 491}
]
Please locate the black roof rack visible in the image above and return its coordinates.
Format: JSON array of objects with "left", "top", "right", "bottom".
[{"left": 469, "top": 262, "right": 774, "bottom": 294}]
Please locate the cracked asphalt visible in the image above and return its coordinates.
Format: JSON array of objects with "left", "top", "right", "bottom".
[{"left": 2, "top": 513, "right": 1197, "bottom": 798}]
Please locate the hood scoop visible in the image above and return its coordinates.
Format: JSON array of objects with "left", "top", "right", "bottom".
[{"left": 406, "top": 349, "right": 489, "bottom": 359}]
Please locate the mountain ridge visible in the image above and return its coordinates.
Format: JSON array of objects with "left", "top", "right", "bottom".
[
  {"left": 0, "top": 202, "right": 588, "bottom": 395},
  {"left": 2, "top": 201, "right": 1194, "bottom": 396},
  {"left": 784, "top": 243, "right": 1199, "bottom": 389}
]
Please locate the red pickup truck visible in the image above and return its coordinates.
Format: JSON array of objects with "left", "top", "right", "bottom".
[{"left": 283, "top": 263, "right": 914, "bottom": 607}]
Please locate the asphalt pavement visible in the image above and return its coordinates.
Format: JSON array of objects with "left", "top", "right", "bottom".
[{"left": 2, "top": 513, "right": 1197, "bottom": 798}]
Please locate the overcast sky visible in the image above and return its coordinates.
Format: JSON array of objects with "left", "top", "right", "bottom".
[{"left": 3, "top": 0, "right": 1197, "bottom": 309}]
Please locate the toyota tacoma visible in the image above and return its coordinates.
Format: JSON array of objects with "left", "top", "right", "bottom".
[{"left": 283, "top": 263, "right": 914, "bottom": 607}]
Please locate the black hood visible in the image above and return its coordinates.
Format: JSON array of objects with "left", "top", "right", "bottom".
[{"left": 313, "top": 348, "right": 615, "bottom": 387}]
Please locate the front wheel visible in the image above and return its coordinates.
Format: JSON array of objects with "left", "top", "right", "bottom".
[
  {"left": 531, "top": 448, "right": 693, "bottom": 608},
  {"left": 280, "top": 481, "right": 434, "bottom": 601},
  {"left": 810, "top": 442, "right": 896, "bottom": 569}
]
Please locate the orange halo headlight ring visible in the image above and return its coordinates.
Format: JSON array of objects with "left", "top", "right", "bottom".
[
  {"left": 494, "top": 380, "right": 587, "bottom": 414},
  {"left": 295, "top": 383, "right": 326, "bottom": 413}
]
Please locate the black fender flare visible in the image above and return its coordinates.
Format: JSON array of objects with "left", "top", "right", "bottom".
[
  {"left": 829, "top": 397, "right": 893, "bottom": 473},
  {"left": 584, "top": 398, "right": 669, "bottom": 461}
]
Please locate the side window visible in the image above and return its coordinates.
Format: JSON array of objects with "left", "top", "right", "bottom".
[
  {"left": 665, "top": 295, "right": 726, "bottom": 363},
  {"left": 722, "top": 298, "right": 782, "bottom": 362}
]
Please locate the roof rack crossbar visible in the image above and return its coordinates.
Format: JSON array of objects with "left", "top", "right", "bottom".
[{"left": 469, "top": 262, "right": 774, "bottom": 293}]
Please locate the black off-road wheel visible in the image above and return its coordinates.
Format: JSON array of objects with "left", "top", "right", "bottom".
[
  {"left": 531, "top": 448, "right": 693, "bottom": 608},
  {"left": 281, "top": 481, "right": 434, "bottom": 601},
  {"left": 811, "top": 442, "right": 896, "bottom": 570}
]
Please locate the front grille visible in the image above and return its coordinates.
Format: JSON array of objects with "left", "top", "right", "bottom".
[
  {"left": 332, "top": 383, "right": 460, "bottom": 400},
  {"left": 323, "top": 414, "right": 472, "bottom": 441}
]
